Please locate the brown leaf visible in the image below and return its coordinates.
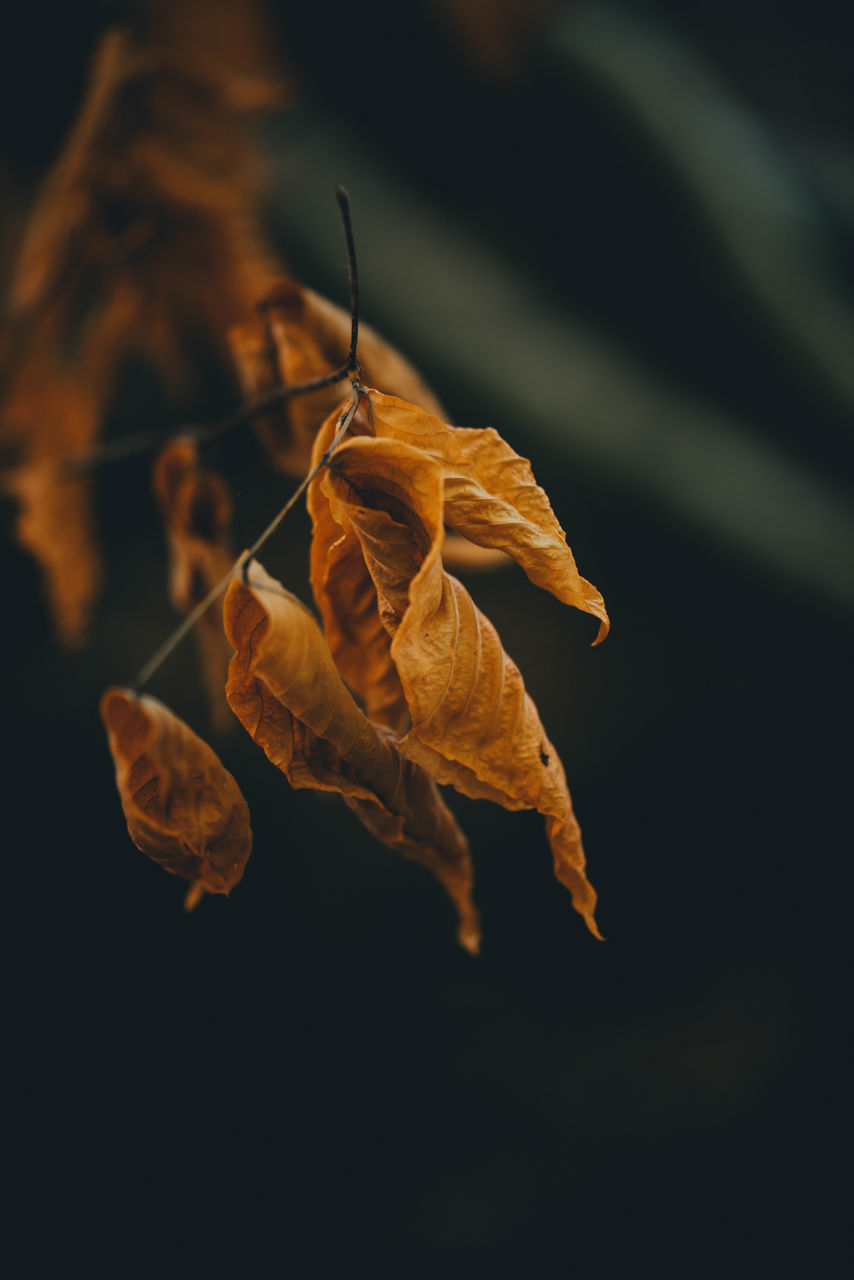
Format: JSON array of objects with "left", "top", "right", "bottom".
[
  {"left": 223, "top": 558, "right": 479, "bottom": 952},
  {"left": 2, "top": 20, "right": 282, "bottom": 636},
  {"left": 307, "top": 462, "right": 409, "bottom": 731},
  {"left": 152, "top": 437, "right": 235, "bottom": 733},
  {"left": 100, "top": 687, "right": 252, "bottom": 904},
  {"left": 357, "top": 390, "right": 608, "bottom": 642},
  {"left": 307, "top": 387, "right": 607, "bottom": 733},
  {"left": 229, "top": 278, "right": 446, "bottom": 476},
  {"left": 1, "top": 367, "right": 103, "bottom": 644},
  {"left": 320, "top": 435, "right": 601, "bottom": 938},
  {"left": 9, "top": 26, "right": 277, "bottom": 378}
]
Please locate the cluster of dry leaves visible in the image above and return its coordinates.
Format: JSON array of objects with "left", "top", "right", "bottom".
[
  {"left": 100, "top": 341, "right": 609, "bottom": 949},
  {"left": 0, "top": 6, "right": 282, "bottom": 643},
  {"left": 3, "top": 11, "right": 609, "bottom": 950}
]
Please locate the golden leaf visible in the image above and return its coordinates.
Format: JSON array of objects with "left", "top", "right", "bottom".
[
  {"left": 308, "top": 388, "right": 607, "bottom": 732},
  {"left": 223, "top": 558, "right": 479, "bottom": 952},
  {"left": 0, "top": 366, "right": 103, "bottom": 645},
  {"left": 229, "top": 279, "right": 446, "bottom": 476},
  {"left": 357, "top": 390, "right": 608, "bottom": 641},
  {"left": 320, "top": 435, "right": 601, "bottom": 938},
  {"left": 308, "top": 469, "right": 408, "bottom": 731},
  {"left": 152, "top": 437, "right": 235, "bottom": 732},
  {"left": 8, "top": 26, "right": 276, "bottom": 381},
  {"left": 1, "top": 20, "right": 282, "bottom": 637},
  {"left": 101, "top": 687, "right": 252, "bottom": 905}
]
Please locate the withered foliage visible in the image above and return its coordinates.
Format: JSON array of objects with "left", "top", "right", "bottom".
[
  {"left": 2, "top": 14, "right": 282, "bottom": 641},
  {"left": 223, "top": 559, "right": 479, "bottom": 952},
  {"left": 320, "top": 390, "right": 609, "bottom": 641},
  {"left": 8, "top": 25, "right": 278, "bottom": 379},
  {"left": 18, "top": 15, "right": 610, "bottom": 945},
  {"left": 97, "top": 377, "right": 607, "bottom": 944},
  {"left": 152, "top": 437, "right": 235, "bottom": 732},
  {"left": 312, "top": 412, "right": 604, "bottom": 937},
  {"left": 0, "top": 369, "right": 101, "bottom": 644},
  {"left": 101, "top": 687, "right": 252, "bottom": 907},
  {"left": 308, "top": 388, "right": 607, "bottom": 693}
]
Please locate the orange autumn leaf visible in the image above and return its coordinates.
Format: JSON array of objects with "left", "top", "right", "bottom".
[
  {"left": 320, "top": 435, "right": 601, "bottom": 938},
  {"left": 355, "top": 390, "right": 608, "bottom": 641},
  {"left": 4, "top": 464, "right": 101, "bottom": 647},
  {"left": 1, "top": 20, "right": 283, "bottom": 638},
  {"left": 307, "top": 463, "right": 409, "bottom": 731},
  {"left": 101, "top": 687, "right": 252, "bottom": 905},
  {"left": 8, "top": 26, "right": 277, "bottom": 383},
  {"left": 308, "top": 388, "right": 607, "bottom": 729},
  {"left": 229, "top": 278, "right": 446, "bottom": 476},
  {"left": 152, "top": 437, "right": 235, "bottom": 733},
  {"left": 0, "top": 367, "right": 103, "bottom": 645},
  {"left": 223, "top": 558, "right": 479, "bottom": 952}
]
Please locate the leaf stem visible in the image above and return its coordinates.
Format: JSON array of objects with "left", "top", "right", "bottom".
[{"left": 335, "top": 186, "right": 360, "bottom": 373}]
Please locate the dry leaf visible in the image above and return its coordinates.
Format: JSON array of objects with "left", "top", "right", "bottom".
[
  {"left": 223, "top": 558, "right": 479, "bottom": 952},
  {"left": 152, "top": 437, "right": 235, "bottom": 732},
  {"left": 319, "top": 435, "right": 601, "bottom": 938},
  {"left": 101, "top": 687, "right": 252, "bottom": 904},
  {"left": 308, "top": 388, "right": 607, "bottom": 732},
  {"left": 357, "top": 390, "right": 608, "bottom": 641},
  {"left": 229, "top": 278, "right": 446, "bottom": 476},
  {"left": 1, "top": 19, "right": 283, "bottom": 638},
  {"left": 308, "top": 460, "right": 409, "bottom": 730},
  {"left": 0, "top": 366, "right": 102, "bottom": 644},
  {"left": 8, "top": 25, "right": 278, "bottom": 378}
]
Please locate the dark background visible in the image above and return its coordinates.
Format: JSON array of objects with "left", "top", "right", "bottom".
[{"left": 2, "top": 2, "right": 850, "bottom": 1273}]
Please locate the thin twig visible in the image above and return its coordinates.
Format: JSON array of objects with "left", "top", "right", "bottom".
[
  {"left": 129, "top": 380, "right": 364, "bottom": 693},
  {"left": 335, "top": 186, "right": 360, "bottom": 372},
  {"left": 241, "top": 380, "right": 363, "bottom": 572}
]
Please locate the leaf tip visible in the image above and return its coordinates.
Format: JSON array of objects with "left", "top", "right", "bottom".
[
  {"left": 585, "top": 913, "right": 605, "bottom": 942},
  {"left": 184, "top": 881, "right": 206, "bottom": 912},
  {"left": 591, "top": 615, "right": 610, "bottom": 646},
  {"left": 457, "top": 920, "right": 481, "bottom": 956}
]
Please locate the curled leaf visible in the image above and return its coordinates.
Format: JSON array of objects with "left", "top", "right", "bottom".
[
  {"left": 152, "top": 437, "right": 235, "bottom": 732},
  {"left": 320, "top": 436, "right": 601, "bottom": 938},
  {"left": 223, "top": 558, "right": 479, "bottom": 952},
  {"left": 307, "top": 464, "right": 408, "bottom": 731},
  {"left": 356, "top": 390, "right": 609, "bottom": 642},
  {"left": 308, "top": 387, "right": 607, "bottom": 732},
  {"left": 101, "top": 687, "right": 252, "bottom": 904}
]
